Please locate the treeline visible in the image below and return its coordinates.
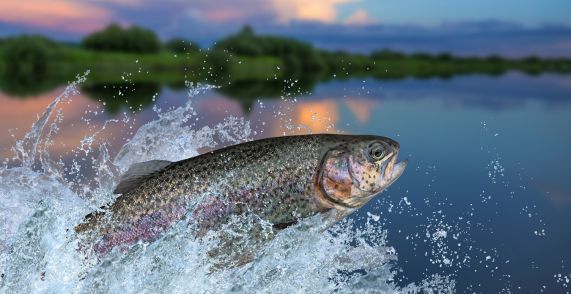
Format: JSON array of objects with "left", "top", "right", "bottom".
[
  {"left": 213, "top": 26, "right": 325, "bottom": 72},
  {"left": 2, "top": 24, "right": 571, "bottom": 109},
  {"left": 1, "top": 23, "right": 571, "bottom": 85},
  {"left": 209, "top": 25, "right": 571, "bottom": 76},
  {"left": 82, "top": 24, "right": 161, "bottom": 53},
  {"left": 0, "top": 24, "right": 205, "bottom": 91},
  {"left": 81, "top": 24, "right": 201, "bottom": 54}
]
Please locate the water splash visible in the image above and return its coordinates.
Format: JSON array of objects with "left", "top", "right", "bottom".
[
  {"left": 12, "top": 72, "right": 89, "bottom": 172},
  {"left": 0, "top": 77, "right": 454, "bottom": 293}
]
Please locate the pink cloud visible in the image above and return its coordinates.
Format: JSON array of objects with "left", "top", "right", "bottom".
[
  {"left": 201, "top": 9, "right": 248, "bottom": 22},
  {"left": 554, "top": 40, "right": 571, "bottom": 53},
  {"left": 270, "top": 0, "right": 356, "bottom": 23},
  {"left": 0, "top": 1, "right": 111, "bottom": 33}
]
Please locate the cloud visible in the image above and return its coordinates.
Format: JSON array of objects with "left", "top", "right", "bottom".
[
  {"left": 135, "top": 0, "right": 357, "bottom": 24},
  {"left": 199, "top": 9, "right": 247, "bottom": 22},
  {"left": 345, "top": 9, "right": 376, "bottom": 25},
  {"left": 0, "top": 1, "right": 111, "bottom": 33},
  {"left": 181, "top": 1, "right": 272, "bottom": 23},
  {"left": 254, "top": 21, "right": 571, "bottom": 57},
  {"left": 270, "top": 0, "right": 356, "bottom": 23},
  {"left": 1, "top": 1, "right": 570, "bottom": 58}
]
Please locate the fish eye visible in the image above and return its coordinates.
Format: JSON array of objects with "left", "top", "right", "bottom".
[{"left": 368, "top": 143, "right": 385, "bottom": 161}]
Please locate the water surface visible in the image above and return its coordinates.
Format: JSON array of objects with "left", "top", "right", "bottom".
[{"left": 1, "top": 72, "right": 570, "bottom": 292}]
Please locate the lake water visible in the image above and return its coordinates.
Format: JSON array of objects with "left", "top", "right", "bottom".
[{"left": 1, "top": 72, "right": 570, "bottom": 293}]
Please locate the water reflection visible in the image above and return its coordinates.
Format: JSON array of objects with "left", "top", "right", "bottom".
[
  {"left": 191, "top": 95, "right": 341, "bottom": 136},
  {"left": 216, "top": 79, "right": 287, "bottom": 112},
  {"left": 0, "top": 72, "right": 63, "bottom": 97},
  {"left": 279, "top": 100, "right": 339, "bottom": 135},
  {"left": 216, "top": 77, "right": 321, "bottom": 112},
  {"left": 2, "top": 74, "right": 570, "bottom": 160},
  {"left": 310, "top": 74, "right": 571, "bottom": 111},
  {"left": 0, "top": 87, "right": 135, "bottom": 160},
  {"left": 1, "top": 73, "right": 570, "bottom": 115},
  {"left": 82, "top": 82, "right": 160, "bottom": 114},
  {"left": 345, "top": 99, "right": 379, "bottom": 124}
]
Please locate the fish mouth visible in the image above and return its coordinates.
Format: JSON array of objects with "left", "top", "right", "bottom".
[
  {"left": 387, "top": 159, "right": 408, "bottom": 186},
  {"left": 373, "top": 147, "right": 408, "bottom": 193},
  {"left": 383, "top": 137, "right": 406, "bottom": 187}
]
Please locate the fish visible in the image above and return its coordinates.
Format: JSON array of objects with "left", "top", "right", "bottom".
[{"left": 75, "top": 134, "right": 407, "bottom": 263}]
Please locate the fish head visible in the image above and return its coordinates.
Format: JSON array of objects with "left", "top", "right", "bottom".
[{"left": 319, "top": 135, "right": 408, "bottom": 209}]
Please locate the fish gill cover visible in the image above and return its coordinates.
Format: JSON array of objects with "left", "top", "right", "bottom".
[{"left": 0, "top": 73, "right": 454, "bottom": 293}]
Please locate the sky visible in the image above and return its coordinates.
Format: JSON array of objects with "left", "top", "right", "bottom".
[{"left": 0, "top": 0, "right": 570, "bottom": 56}]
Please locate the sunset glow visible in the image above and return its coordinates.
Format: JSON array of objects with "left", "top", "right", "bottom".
[
  {"left": 0, "top": 1, "right": 110, "bottom": 33},
  {"left": 291, "top": 100, "right": 339, "bottom": 134},
  {"left": 271, "top": 0, "right": 356, "bottom": 23}
]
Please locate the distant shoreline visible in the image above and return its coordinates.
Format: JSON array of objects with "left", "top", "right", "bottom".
[{"left": 1, "top": 28, "right": 570, "bottom": 98}]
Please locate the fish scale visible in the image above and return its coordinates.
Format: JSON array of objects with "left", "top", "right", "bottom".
[{"left": 76, "top": 134, "right": 407, "bottom": 260}]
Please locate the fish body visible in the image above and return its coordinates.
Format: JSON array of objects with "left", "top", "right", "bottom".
[{"left": 76, "top": 134, "right": 407, "bottom": 257}]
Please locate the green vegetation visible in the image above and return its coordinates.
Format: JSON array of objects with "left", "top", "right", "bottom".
[
  {"left": 1, "top": 25, "right": 570, "bottom": 108},
  {"left": 366, "top": 50, "right": 571, "bottom": 79},
  {"left": 0, "top": 35, "right": 64, "bottom": 95},
  {"left": 1, "top": 35, "right": 62, "bottom": 75},
  {"left": 82, "top": 24, "right": 161, "bottom": 53},
  {"left": 165, "top": 38, "right": 200, "bottom": 54},
  {"left": 214, "top": 25, "right": 326, "bottom": 72}
]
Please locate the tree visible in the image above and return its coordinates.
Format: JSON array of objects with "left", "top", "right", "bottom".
[
  {"left": 82, "top": 24, "right": 161, "bottom": 53},
  {"left": 2, "top": 35, "right": 61, "bottom": 77},
  {"left": 213, "top": 26, "right": 326, "bottom": 70}
]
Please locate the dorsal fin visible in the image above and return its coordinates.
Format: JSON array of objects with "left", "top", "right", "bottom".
[{"left": 113, "top": 160, "right": 172, "bottom": 194}]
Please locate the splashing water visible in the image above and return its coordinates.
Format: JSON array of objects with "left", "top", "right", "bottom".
[{"left": 0, "top": 75, "right": 454, "bottom": 293}]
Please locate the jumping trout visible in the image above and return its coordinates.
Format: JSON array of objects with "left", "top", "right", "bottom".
[{"left": 75, "top": 134, "right": 407, "bottom": 258}]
